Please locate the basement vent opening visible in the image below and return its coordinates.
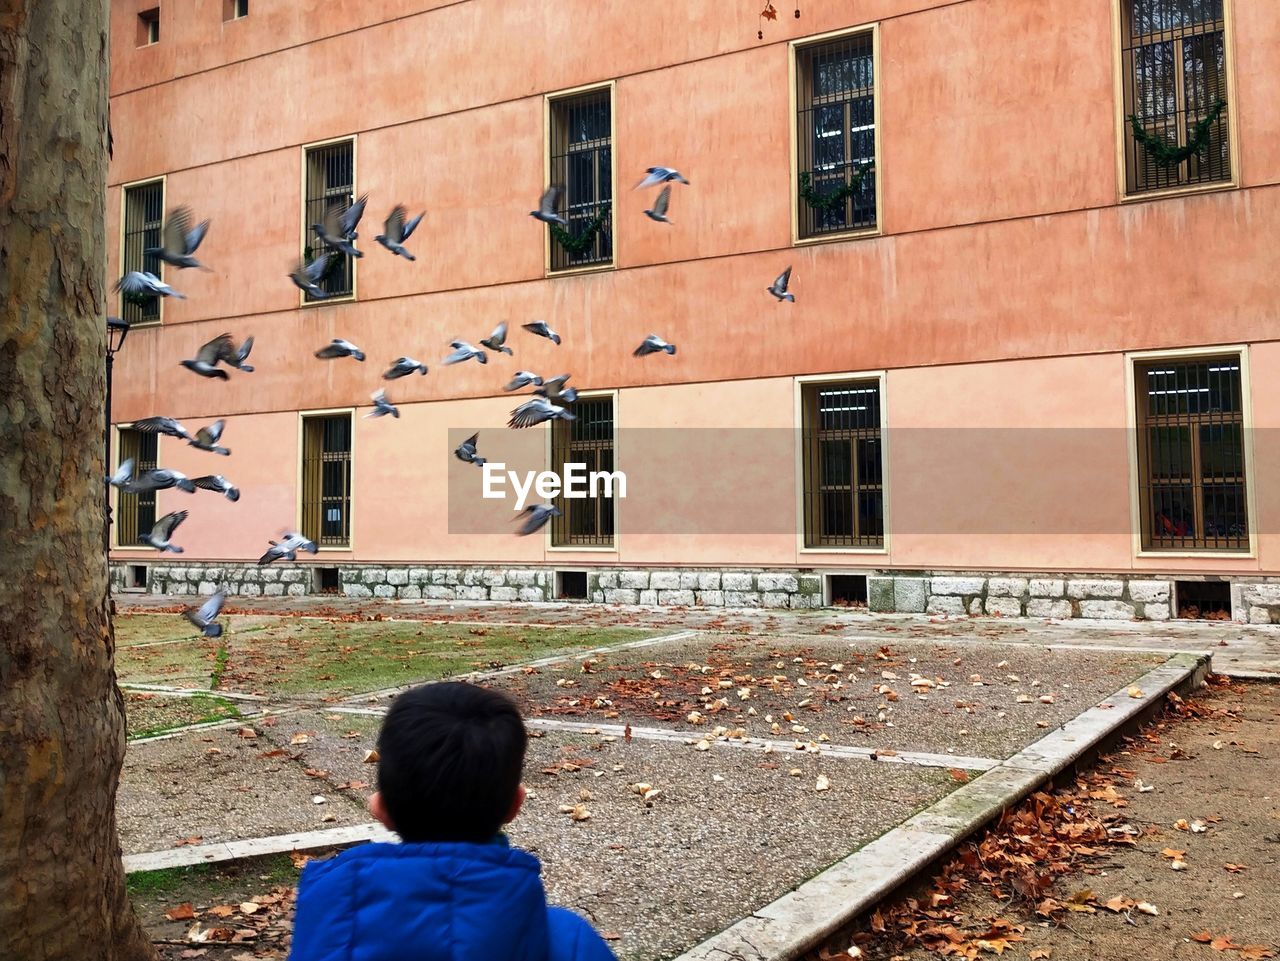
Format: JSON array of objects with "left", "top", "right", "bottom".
[
  {"left": 825, "top": 574, "right": 868, "bottom": 608},
  {"left": 125, "top": 564, "right": 148, "bottom": 592},
  {"left": 1175, "top": 580, "right": 1231, "bottom": 620},
  {"left": 556, "top": 570, "right": 589, "bottom": 601},
  {"left": 316, "top": 567, "right": 341, "bottom": 594}
]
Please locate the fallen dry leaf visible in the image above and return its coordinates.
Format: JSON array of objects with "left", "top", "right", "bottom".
[
  {"left": 289, "top": 733, "right": 309, "bottom": 745},
  {"left": 1127, "top": 687, "right": 1144, "bottom": 698},
  {"left": 1161, "top": 848, "right": 1186, "bottom": 859},
  {"left": 1029, "top": 951, "right": 1051, "bottom": 960},
  {"left": 1136, "top": 902, "right": 1159, "bottom": 916},
  {"left": 363, "top": 749, "right": 380, "bottom": 764},
  {"left": 1224, "top": 863, "right": 1247, "bottom": 873},
  {"left": 166, "top": 904, "right": 196, "bottom": 922},
  {"left": 1238, "top": 947, "right": 1276, "bottom": 960},
  {"left": 1191, "top": 931, "right": 1214, "bottom": 944},
  {"left": 238, "top": 902, "right": 260, "bottom": 916},
  {"left": 1211, "top": 935, "right": 1237, "bottom": 952}
]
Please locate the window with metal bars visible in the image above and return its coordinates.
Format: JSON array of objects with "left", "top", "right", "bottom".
[
  {"left": 303, "top": 141, "right": 356, "bottom": 299},
  {"left": 301, "top": 414, "right": 352, "bottom": 547},
  {"left": 1120, "top": 0, "right": 1231, "bottom": 194},
  {"left": 801, "top": 381, "right": 884, "bottom": 548},
  {"left": 1135, "top": 356, "right": 1248, "bottom": 552},
  {"left": 795, "top": 32, "right": 877, "bottom": 239},
  {"left": 121, "top": 180, "right": 164, "bottom": 323},
  {"left": 116, "top": 428, "right": 158, "bottom": 547},
  {"left": 551, "top": 397, "right": 615, "bottom": 546},
  {"left": 548, "top": 89, "right": 612, "bottom": 271}
]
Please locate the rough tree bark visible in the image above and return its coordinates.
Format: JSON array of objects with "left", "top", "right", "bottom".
[{"left": 0, "top": 1, "right": 157, "bottom": 959}]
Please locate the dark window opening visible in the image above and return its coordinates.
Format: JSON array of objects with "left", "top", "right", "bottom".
[
  {"left": 116, "top": 428, "right": 158, "bottom": 547},
  {"left": 551, "top": 397, "right": 615, "bottom": 547},
  {"left": 224, "top": 0, "right": 249, "bottom": 20},
  {"left": 556, "top": 570, "right": 589, "bottom": 600},
  {"left": 795, "top": 31, "right": 877, "bottom": 239},
  {"left": 303, "top": 141, "right": 356, "bottom": 299},
  {"left": 548, "top": 88, "right": 612, "bottom": 271},
  {"left": 801, "top": 380, "right": 884, "bottom": 548},
  {"left": 826, "top": 574, "right": 868, "bottom": 607},
  {"left": 126, "top": 565, "right": 149, "bottom": 591},
  {"left": 1175, "top": 579, "right": 1231, "bottom": 619},
  {"left": 302, "top": 414, "right": 352, "bottom": 547},
  {"left": 316, "top": 567, "right": 340, "bottom": 593},
  {"left": 137, "top": 8, "right": 160, "bottom": 46},
  {"left": 121, "top": 180, "right": 164, "bottom": 323}
]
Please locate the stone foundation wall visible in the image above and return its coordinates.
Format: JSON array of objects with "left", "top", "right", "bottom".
[{"left": 109, "top": 562, "right": 1280, "bottom": 623}]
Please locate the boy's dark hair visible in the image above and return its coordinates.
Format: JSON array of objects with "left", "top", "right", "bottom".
[{"left": 376, "top": 682, "right": 527, "bottom": 843}]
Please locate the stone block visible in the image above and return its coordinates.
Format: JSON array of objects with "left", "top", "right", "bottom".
[
  {"left": 698, "top": 572, "right": 722, "bottom": 590},
  {"left": 868, "top": 577, "right": 895, "bottom": 613},
  {"left": 1068, "top": 579, "right": 1123, "bottom": 599},
  {"left": 680, "top": 572, "right": 700, "bottom": 589},
  {"left": 1027, "top": 599, "right": 1073, "bottom": 619},
  {"left": 374, "top": 584, "right": 397, "bottom": 599},
  {"left": 604, "top": 589, "right": 638, "bottom": 605},
  {"left": 197, "top": 581, "right": 217, "bottom": 595},
  {"left": 1243, "top": 584, "right": 1280, "bottom": 606},
  {"left": 762, "top": 591, "right": 791, "bottom": 608},
  {"left": 536, "top": 571, "right": 549, "bottom": 587},
  {"left": 260, "top": 567, "right": 280, "bottom": 582},
  {"left": 721, "top": 572, "right": 755, "bottom": 591},
  {"left": 658, "top": 589, "right": 696, "bottom": 606},
  {"left": 1128, "top": 580, "right": 1170, "bottom": 603},
  {"left": 1142, "top": 601, "right": 1170, "bottom": 621},
  {"left": 287, "top": 583, "right": 307, "bottom": 596},
  {"left": 789, "top": 594, "right": 820, "bottom": 609},
  {"left": 926, "top": 596, "right": 965, "bottom": 615},
  {"left": 489, "top": 586, "right": 518, "bottom": 602},
  {"left": 384, "top": 569, "right": 407, "bottom": 586},
  {"left": 968, "top": 598, "right": 984, "bottom": 615},
  {"left": 595, "top": 572, "right": 617, "bottom": 589},
  {"left": 591, "top": 591, "right": 604, "bottom": 603},
  {"left": 985, "top": 596, "right": 1023, "bottom": 617},
  {"left": 650, "top": 571, "right": 681, "bottom": 590},
  {"left": 425, "top": 586, "right": 456, "bottom": 601},
  {"left": 519, "top": 587, "right": 546, "bottom": 602},
  {"left": 507, "top": 570, "right": 536, "bottom": 586},
  {"left": 363, "top": 568, "right": 387, "bottom": 585},
  {"left": 281, "top": 569, "right": 304, "bottom": 583},
  {"left": 638, "top": 589, "right": 657, "bottom": 605},
  {"left": 619, "top": 571, "right": 650, "bottom": 590},
  {"left": 1029, "top": 578, "right": 1064, "bottom": 598},
  {"left": 409, "top": 568, "right": 431, "bottom": 585},
  {"left": 1248, "top": 606, "right": 1273, "bottom": 625},
  {"left": 458, "top": 586, "right": 488, "bottom": 601},
  {"left": 171, "top": 583, "right": 192, "bottom": 595},
  {"left": 483, "top": 570, "right": 506, "bottom": 588},
  {"left": 264, "top": 583, "right": 285, "bottom": 596},
  {"left": 724, "top": 591, "right": 762, "bottom": 607},
  {"left": 930, "top": 576, "right": 986, "bottom": 596},
  {"left": 987, "top": 577, "right": 1028, "bottom": 597},
  {"left": 697, "top": 590, "right": 725, "bottom": 606},
  {"left": 797, "top": 575, "right": 822, "bottom": 597},
  {"left": 1079, "top": 600, "right": 1135, "bottom": 620},
  {"left": 758, "top": 573, "right": 799, "bottom": 593},
  {"left": 462, "top": 569, "right": 483, "bottom": 586},
  {"left": 241, "top": 583, "right": 262, "bottom": 596},
  {"left": 894, "top": 578, "right": 927, "bottom": 614},
  {"left": 399, "top": 585, "right": 422, "bottom": 600}
]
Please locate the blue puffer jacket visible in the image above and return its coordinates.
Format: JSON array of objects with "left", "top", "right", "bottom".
[{"left": 288, "top": 839, "right": 617, "bottom": 961}]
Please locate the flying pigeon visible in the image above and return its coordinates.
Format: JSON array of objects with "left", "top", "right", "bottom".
[
  {"left": 143, "top": 510, "right": 188, "bottom": 552},
  {"left": 508, "top": 396, "right": 576, "bottom": 429},
  {"left": 181, "top": 333, "right": 250, "bottom": 379},
  {"left": 635, "top": 167, "right": 690, "bottom": 189},
  {"left": 189, "top": 419, "right": 230, "bottom": 456},
  {"left": 107, "top": 457, "right": 135, "bottom": 490},
  {"left": 634, "top": 333, "right": 677, "bottom": 357},
  {"left": 258, "top": 531, "right": 318, "bottom": 565},
  {"left": 115, "top": 271, "right": 185, "bottom": 301},
  {"left": 504, "top": 371, "right": 543, "bottom": 392},
  {"left": 312, "top": 194, "right": 367, "bottom": 258},
  {"left": 522, "top": 321, "right": 561, "bottom": 345},
  {"left": 182, "top": 590, "right": 226, "bottom": 638},
  {"left": 132, "top": 416, "right": 192, "bottom": 441},
  {"left": 338, "top": 193, "right": 368, "bottom": 239},
  {"left": 442, "top": 340, "right": 487, "bottom": 366},
  {"left": 125, "top": 467, "right": 197, "bottom": 494},
  {"left": 515, "top": 503, "right": 561, "bottom": 537},
  {"left": 290, "top": 252, "right": 334, "bottom": 299},
  {"left": 480, "top": 321, "right": 514, "bottom": 355},
  {"left": 366, "top": 389, "right": 400, "bottom": 419},
  {"left": 530, "top": 185, "right": 567, "bottom": 225},
  {"left": 145, "top": 206, "right": 212, "bottom": 270},
  {"left": 315, "top": 339, "right": 366, "bottom": 361},
  {"left": 375, "top": 205, "right": 424, "bottom": 260},
  {"left": 454, "top": 432, "right": 485, "bottom": 467},
  {"left": 768, "top": 266, "right": 795, "bottom": 302},
  {"left": 535, "top": 374, "right": 578, "bottom": 405},
  {"left": 218, "top": 334, "right": 254, "bottom": 372},
  {"left": 384, "top": 357, "right": 429, "bottom": 379},
  {"left": 644, "top": 185, "right": 672, "bottom": 224},
  {"left": 192, "top": 474, "right": 240, "bottom": 501}
]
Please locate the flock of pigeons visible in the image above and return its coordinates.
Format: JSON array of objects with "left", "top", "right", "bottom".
[{"left": 108, "top": 166, "right": 798, "bottom": 635}]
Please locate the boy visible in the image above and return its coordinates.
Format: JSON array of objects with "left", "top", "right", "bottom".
[{"left": 289, "top": 682, "right": 617, "bottom": 961}]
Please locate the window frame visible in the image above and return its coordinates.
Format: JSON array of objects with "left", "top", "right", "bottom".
[
  {"left": 297, "top": 408, "right": 356, "bottom": 551},
  {"left": 794, "top": 370, "right": 890, "bottom": 555},
  {"left": 545, "top": 389, "right": 620, "bottom": 553},
  {"left": 112, "top": 424, "right": 160, "bottom": 552},
  {"left": 299, "top": 136, "right": 359, "bottom": 306},
  {"left": 118, "top": 175, "right": 166, "bottom": 326},
  {"left": 137, "top": 8, "right": 160, "bottom": 47},
  {"left": 789, "top": 22, "right": 883, "bottom": 247},
  {"left": 224, "top": 0, "right": 249, "bottom": 21},
  {"left": 543, "top": 80, "right": 617, "bottom": 277},
  {"left": 1111, "top": 0, "right": 1240, "bottom": 203},
  {"left": 1125, "top": 345, "right": 1257, "bottom": 558}
]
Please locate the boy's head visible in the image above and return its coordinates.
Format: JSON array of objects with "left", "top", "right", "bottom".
[{"left": 370, "top": 682, "right": 527, "bottom": 843}]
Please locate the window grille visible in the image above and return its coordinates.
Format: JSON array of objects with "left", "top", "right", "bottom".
[
  {"left": 303, "top": 141, "right": 356, "bottom": 299},
  {"left": 1135, "top": 356, "right": 1248, "bottom": 551},
  {"left": 551, "top": 397, "right": 615, "bottom": 546},
  {"left": 302, "top": 414, "right": 352, "bottom": 547},
  {"left": 548, "top": 89, "right": 613, "bottom": 271},
  {"left": 121, "top": 181, "right": 164, "bottom": 323},
  {"left": 795, "top": 32, "right": 877, "bottom": 239},
  {"left": 1120, "top": 0, "right": 1230, "bottom": 193},
  {"left": 116, "top": 428, "right": 158, "bottom": 547},
  {"left": 801, "top": 380, "right": 884, "bottom": 547}
]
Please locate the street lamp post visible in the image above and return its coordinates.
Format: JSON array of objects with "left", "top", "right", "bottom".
[{"left": 105, "top": 316, "right": 130, "bottom": 557}]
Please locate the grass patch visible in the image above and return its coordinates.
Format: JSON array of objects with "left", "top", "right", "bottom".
[
  {"left": 126, "top": 692, "right": 242, "bottom": 739},
  {"left": 127, "top": 853, "right": 299, "bottom": 900},
  {"left": 116, "top": 637, "right": 222, "bottom": 687},
  {"left": 210, "top": 642, "right": 230, "bottom": 689}
]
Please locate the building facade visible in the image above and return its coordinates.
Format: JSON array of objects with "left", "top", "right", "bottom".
[{"left": 107, "top": 0, "right": 1280, "bottom": 622}]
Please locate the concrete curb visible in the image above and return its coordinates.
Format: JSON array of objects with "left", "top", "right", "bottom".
[
  {"left": 123, "top": 823, "right": 395, "bottom": 874},
  {"left": 671, "top": 652, "right": 1211, "bottom": 961}
]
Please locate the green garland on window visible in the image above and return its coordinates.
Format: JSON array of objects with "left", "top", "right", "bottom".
[
  {"left": 1128, "top": 100, "right": 1227, "bottom": 169},
  {"left": 798, "top": 165, "right": 874, "bottom": 211},
  {"left": 549, "top": 214, "right": 608, "bottom": 255}
]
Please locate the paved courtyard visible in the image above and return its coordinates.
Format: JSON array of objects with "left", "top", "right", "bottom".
[{"left": 115, "top": 598, "right": 1278, "bottom": 960}]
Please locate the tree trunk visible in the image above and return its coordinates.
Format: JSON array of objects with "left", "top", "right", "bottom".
[{"left": 0, "top": 1, "right": 156, "bottom": 959}]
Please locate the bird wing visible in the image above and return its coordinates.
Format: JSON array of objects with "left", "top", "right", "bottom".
[
  {"left": 132, "top": 416, "right": 170, "bottom": 434},
  {"left": 163, "top": 207, "right": 192, "bottom": 256},
  {"left": 401, "top": 211, "right": 424, "bottom": 240},
  {"left": 153, "top": 510, "right": 188, "bottom": 540},
  {"left": 315, "top": 341, "right": 349, "bottom": 359},
  {"left": 196, "top": 591, "right": 225, "bottom": 623},
  {"left": 634, "top": 169, "right": 662, "bottom": 189},
  {"left": 191, "top": 475, "right": 226, "bottom": 492},
  {"left": 195, "top": 420, "right": 225, "bottom": 446},
  {"left": 542, "top": 373, "right": 570, "bottom": 392},
  {"left": 114, "top": 272, "right": 151, "bottom": 296},
  {"left": 463, "top": 432, "right": 479, "bottom": 449},
  {"left": 304, "top": 252, "right": 333, "bottom": 283},
  {"left": 320, "top": 203, "right": 345, "bottom": 239},
  {"left": 185, "top": 218, "right": 210, "bottom": 254},
  {"left": 236, "top": 336, "right": 254, "bottom": 364},
  {"left": 109, "top": 457, "right": 135, "bottom": 486},
  {"left": 383, "top": 205, "right": 406, "bottom": 244},
  {"left": 775, "top": 266, "right": 792, "bottom": 291},
  {"left": 489, "top": 321, "right": 508, "bottom": 346},
  {"left": 507, "top": 399, "right": 551, "bottom": 429},
  {"left": 196, "top": 334, "right": 234, "bottom": 366},
  {"left": 633, "top": 337, "right": 655, "bottom": 357},
  {"left": 522, "top": 322, "right": 548, "bottom": 338},
  {"left": 653, "top": 185, "right": 671, "bottom": 216},
  {"left": 341, "top": 193, "right": 369, "bottom": 236},
  {"left": 517, "top": 506, "right": 552, "bottom": 536},
  {"left": 371, "top": 389, "right": 387, "bottom": 405},
  {"left": 539, "top": 185, "right": 562, "bottom": 215},
  {"left": 441, "top": 346, "right": 474, "bottom": 365}
]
